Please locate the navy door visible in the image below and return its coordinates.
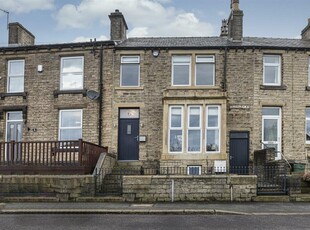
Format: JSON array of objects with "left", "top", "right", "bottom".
[
  {"left": 229, "top": 132, "right": 249, "bottom": 174},
  {"left": 118, "top": 118, "right": 139, "bottom": 160}
]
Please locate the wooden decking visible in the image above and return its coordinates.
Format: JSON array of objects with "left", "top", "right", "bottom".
[{"left": 0, "top": 139, "right": 108, "bottom": 175}]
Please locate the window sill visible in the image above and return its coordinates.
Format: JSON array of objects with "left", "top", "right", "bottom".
[
  {"left": 0, "top": 92, "right": 28, "bottom": 100},
  {"left": 115, "top": 86, "right": 144, "bottom": 90},
  {"left": 260, "top": 85, "right": 287, "bottom": 90},
  {"left": 167, "top": 86, "right": 220, "bottom": 90},
  {"left": 53, "top": 89, "right": 87, "bottom": 98}
]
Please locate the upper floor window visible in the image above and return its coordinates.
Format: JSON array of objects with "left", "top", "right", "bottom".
[
  {"left": 172, "top": 56, "right": 191, "bottom": 86},
  {"left": 308, "top": 57, "right": 310, "bottom": 86},
  {"left": 263, "top": 55, "right": 281, "bottom": 86},
  {"left": 7, "top": 60, "right": 25, "bottom": 93},
  {"left": 59, "top": 109, "right": 82, "bottom": 141},
  {"left": 120, "top": 56, "right": 140, "bottom": 87},
  {"left": 60, "top": 57, "right": 84, "bottom": 90},
  {"left": 306, "top": 108, "right": 310, "bottom": 144},
  {"left": 195, "top": 55, "right": 215, "bottom": 86}
]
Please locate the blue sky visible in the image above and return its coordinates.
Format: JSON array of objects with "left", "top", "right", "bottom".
[{"left": 0, "top": 0, "right": 309, "bottom": 46}]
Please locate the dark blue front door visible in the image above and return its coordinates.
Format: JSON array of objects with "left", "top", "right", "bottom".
[
  {"left": 229, "top": 131, "right": 249, "bottom": 174},
  {"left": 118, "top": 118, "right": 139, "bottom": 160}
]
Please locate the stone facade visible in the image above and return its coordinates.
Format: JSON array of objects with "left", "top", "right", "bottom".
[
  {"left": 0, "top": 43, "right": 114, "bottom": 145},
  {"left": 1, "top": 1, "right": 310, "bottom": 175},
  {"left": 122, "top": 175, "right": 257, "bottom": 202}
]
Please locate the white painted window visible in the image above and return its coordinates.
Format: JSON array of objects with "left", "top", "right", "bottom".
[
  {"left": 306, "top": 108, "right": 310, "bottom": 144},
  {"left": 7, "top": 60, "right": 25, "bottom": 93},
  {"left": 262, "top": 107, "right": 281, "bottom": 160},
  {"left": 59, "top": 110, "right": 82, "bottom": 141},
  {"left": 187, "top": 166, "right": 201, "bottom": 175},
  {"left": 263, "top": 55, "right": 281, "bottom": 86},
  {"left": 172, "top": 56, "right": 191, "bottom": 86},
  {"left": 60, "top": 56, "right": 84, "bottom": 90},
  {"left": 308, "top": 57, "right": 310, "bottom": 86},
  {"left": 195, "top": 55, "right": 215, "bottom": 86},
  {"left": 187, "top": 106, "right": 201, "bottom": 152},
  {"left": 120, "top": 56, "right": 140, "bottom": 87},
  {"left": 206, "top": 106, "right": 220, "bottom": 153},
  {"left": 169, "top": 106, "right": 183, "bottom": 153}
]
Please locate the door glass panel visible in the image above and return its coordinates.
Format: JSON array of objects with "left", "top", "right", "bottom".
[
  {"left": 127, "top": 124, "right": 132, "bottom": 135},
  {"left": 263, "top": 119, "right": 278, "bottom": 142},
  {"left": 7, "top": 111, "right": 23, "bottom": 121}
]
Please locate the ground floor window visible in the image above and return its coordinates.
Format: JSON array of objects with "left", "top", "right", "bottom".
[
  {"left": 59, "top": 109, "right": 82, "bottom": 141},
  {"left": 168, "top": 104, "right": 221, "bottom": 154}
]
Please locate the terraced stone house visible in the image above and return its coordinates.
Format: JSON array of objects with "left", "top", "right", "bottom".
[{"left": 1, "top": 0, "right": 310, "bottom": 176}]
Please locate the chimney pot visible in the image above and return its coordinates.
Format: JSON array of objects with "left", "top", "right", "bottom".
[{"left": 301, "top": 18, "right": 310, "bottom": 40}]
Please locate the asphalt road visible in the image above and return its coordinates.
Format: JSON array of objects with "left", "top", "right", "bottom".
[{"left": 0, "top": 214, "right": 309, "bottom": 230}]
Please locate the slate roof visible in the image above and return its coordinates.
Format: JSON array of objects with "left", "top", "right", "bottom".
[{"left": 117, "top": 37, "right": 310, "bottom": 50}]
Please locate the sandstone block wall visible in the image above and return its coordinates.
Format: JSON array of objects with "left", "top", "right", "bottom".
[{"left": 122, "top": 175, "right": 257, "bottom": 202}]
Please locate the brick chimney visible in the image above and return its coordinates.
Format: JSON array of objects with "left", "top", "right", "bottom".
[
  {"left": 8, "top": 22, "right": 35, "bottom": 46},
  {"left": 227, "top": 0, "right": 243, "bottom": 41},
  {"left": 301, "top": 18, "right": 310, "bottom": 40},
  {"left": 109, "top": 9, "right": 128, "bottom": 41}
]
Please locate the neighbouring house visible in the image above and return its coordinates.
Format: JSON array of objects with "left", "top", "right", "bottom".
[
  {"left": 1, "top": 0, "right": 310, "bottom": 176},
  {"left": 0, "top": 22, "right": 113, "bottom": 174}
]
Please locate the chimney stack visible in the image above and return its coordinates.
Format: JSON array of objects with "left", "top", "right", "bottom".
[
  {"left": 227, "top": 0, "right": 243, "bottom": 41},
  {"left": 109, "top": 9, "right": 128, "bottom": 41},
  {"left": 301, "top": 18, "right": 310, "bottom": 40},
  {"left": 8, "top": 22, "right": 35, "bottom": 46}
]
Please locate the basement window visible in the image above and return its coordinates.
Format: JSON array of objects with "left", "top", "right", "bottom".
[{"left": 187, "top": 166, "right": 201, "bottom": 175}]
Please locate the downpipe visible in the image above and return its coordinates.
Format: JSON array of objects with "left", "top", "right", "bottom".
[{"left": 171, "top": 179, "right": 174, "bottom": 202}]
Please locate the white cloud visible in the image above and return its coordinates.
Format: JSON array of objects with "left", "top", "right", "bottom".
[
  {"left": 0, "top": 0, "right": 54, "bottom": 14},
  {"left": 72, "top": 35, "right": 109, "bottom": 43},
  {"left": 54, "top": 0, "right": 214, "bottom": 37}
]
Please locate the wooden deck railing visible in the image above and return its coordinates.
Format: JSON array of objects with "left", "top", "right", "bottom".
[{"left": 0, "top": 139, "right": 108, "bottom": 174}]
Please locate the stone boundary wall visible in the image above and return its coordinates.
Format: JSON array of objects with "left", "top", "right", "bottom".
[
  {"left": 122, "top": 175, "right": 257, "bottom": 202},
  {"left": 0, "top": 175, "right": 95, "bottom": 201}
]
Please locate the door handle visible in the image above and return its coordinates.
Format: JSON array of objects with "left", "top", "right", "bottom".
[
  {"left": 229, "top": 156, "right": 233, "bottom": 160},
  {"left": 134, "top": 136, "right": 139, "bottom": 141}
]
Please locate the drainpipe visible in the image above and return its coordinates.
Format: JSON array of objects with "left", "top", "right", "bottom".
[
  {"left": 98, "top": 45, "right": 103, "bottom": 146},
  {"left": 222, "top": 47, "right": 228, "bottom": 92}
]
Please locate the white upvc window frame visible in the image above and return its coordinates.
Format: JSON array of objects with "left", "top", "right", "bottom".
[
  {"left": 306, "top": 108, "right": 310, "bottom": 144},
  {"left": 308, "top": 57, "right": 310, "bottom": 86},
  {"left": 7, "top": 60, "right": 25, "bottom": 93},
  {"left": 58, "top": 109, "right": 83, "bottom": 141},
  {"left": 60, "top": 56, "right": 84, "bottom": 90},
  {"left": 263, "top": 55, "right": 281, "bottom": 86},
  {"left": 206, "top": 105, "right": 221, "bottom": 153},
  {"left": 262, "top": 107, "right": 282, "bottom": 160},
  {"left": 120, "top": 56, "right": 140, "bottom": 87},
  {"left": 195, "top": 55, "right": 215, "bottom": 86},
  {"left": 187, "top": 165, "right": 202, "bottom": 175},
  {"left": 168, "top": 106, "right": 184, "bottom": 153},
  {"left": 172, "top": 55, "right": 191, "bottom": 86},
  {"left": 187, "top": 105, "right": 202, "bottom": 153}
]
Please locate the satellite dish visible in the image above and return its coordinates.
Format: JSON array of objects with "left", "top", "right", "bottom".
[{"left": 86, "top": 90, "right": 100, "bottom": 100}]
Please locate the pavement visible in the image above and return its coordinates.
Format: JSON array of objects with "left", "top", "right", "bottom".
[{"left": 1, "top": 202, "right": 310, "bottom": 215}]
